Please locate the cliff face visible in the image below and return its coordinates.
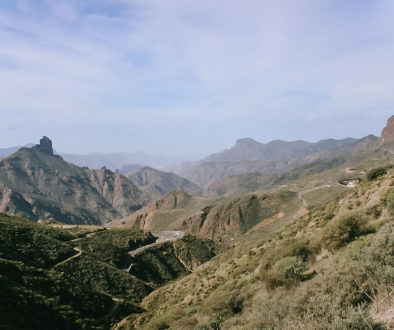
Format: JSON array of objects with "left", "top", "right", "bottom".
[
  {"left": 0, "top": 137, "right": 149, "bottom": 224},
  {"left": 381, "top": 115, "right": 394, "bottom": 143},
  {"left": 182, "top": 191, "right": 299, "bottom": 239}
]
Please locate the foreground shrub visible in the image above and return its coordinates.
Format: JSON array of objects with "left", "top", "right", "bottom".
[
  {"left": 366, "top": 167, "right": 387, "bottom": 181},
  {"left": 273, "top": 256, "right": 308, "bottom": 280},
  {"left": 321, "top": 215, "right": 368, "bottom": 251},
  {"left": 386, "top": 188, "right": 394, "bottom": 214}
]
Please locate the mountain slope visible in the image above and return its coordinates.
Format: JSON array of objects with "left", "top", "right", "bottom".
[
  {"left": 0, "top": 137, "right": 149, "bottom": 225},
  {"left": 114, "top": 190, "right": 216, "bottom": 232},
  {"left": 169, "top": 135, "right": 378, "bottom": 188},
  {"left": 124, "top": 165, "right": 394, "bottom": 330},
  {"left": 117, "top": 189, "right": 302, "bottom": 240},
  {"left": 0, "top": 213, "right": 217, "bottom": 329},
  {"left": 0, "top": 143, "right": 34, "bottom": 157},
  {"left": 127, "top": 166, "right": 202, "bottom": 199}
]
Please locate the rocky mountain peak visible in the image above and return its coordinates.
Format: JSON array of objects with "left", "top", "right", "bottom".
[
  {"left": 381, "top": 115, "right": 394, "bottom": 143},
  {"left": 235, "top": 138, "right": 259, "bottom": 147},
  {"left": 34, "top": 136, "right": 53, "bottom": 155}
]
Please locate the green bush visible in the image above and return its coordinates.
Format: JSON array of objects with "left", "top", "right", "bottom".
[
  {"left": 366, "top": 167, "right": 387, "bottom": 181},
  {"left": 283, "top": 239, "right": 312, "bottom": 261},
  {"left": 386, "top": 188, "right": 394, "bottom": 214},
  {"left": 273, "top": 256, "right": 308, "bottom": 280},
  {"left": 321, "top": 215, "right": 368, "bottom": 251}
]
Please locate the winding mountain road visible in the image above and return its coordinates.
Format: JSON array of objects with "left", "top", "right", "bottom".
[
  {"left": 53, "top": 247, "right": 82, "bottom": 267},
  {"left": 123, "top": 230, "right": 184, "bottom": 272},
  {"left": 128, "top": 230, "right": 184, "bottom": 256}
]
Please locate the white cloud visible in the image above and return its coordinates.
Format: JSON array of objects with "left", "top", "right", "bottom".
[{"left": 0, "top": 0, "right": 393, "bottom": 156}]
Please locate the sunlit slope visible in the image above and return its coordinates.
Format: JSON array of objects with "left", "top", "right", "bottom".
[{"left": 122, "top": 166, "right": 394, "bottom": 329}]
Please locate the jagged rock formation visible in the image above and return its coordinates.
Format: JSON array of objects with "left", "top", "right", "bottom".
[
  {"left": 381, "top": 115, "right": 394, "bottom": 143},
  {"left": 127, "top": 166, "right": 202, "bottom": 199},
  {"left": 0, "top": 137, "right": 150, "bottom": 224},
  {"left": 32, "top": 136, "right": 53, "bottom": 155}
]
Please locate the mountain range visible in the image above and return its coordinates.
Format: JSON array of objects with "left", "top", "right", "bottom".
[
  {"left": 168, "top": 135, "right": 379, "bottom": 188},
  {"left": 0, "top": 144, "right": 181, "bottom": 170},
  {"left": 1, "top": 116, "right": 394, "bottom": 329}
]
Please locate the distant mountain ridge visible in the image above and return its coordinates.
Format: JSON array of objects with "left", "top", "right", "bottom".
[
  {"left": 169, "top": 136, "right": 379, "bottom": 187},
  {"left": 0, "top": 143, "right": 34, "bottom": 157},
  {"left": 0, "top": 137, "right": 149, "bottom": 224},
  {"left": 127, "top": 166, "right": 202, "bottom": 199},
  {"left": 203, "top": 137, "right": 358, "bottom": 162},
  {"left": 0, "top": 143, "right": 181, "bottom": 170},
  {"left": 61, "top": 151, "right": 182, "bottom": 171}
]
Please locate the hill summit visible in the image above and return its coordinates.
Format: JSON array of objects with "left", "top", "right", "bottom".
[
  {"left": 381, "top": 115, "right": 394, "bottom": 143},
  {"left": 32, "top": 136, "right": 53, "bottom": 155}
]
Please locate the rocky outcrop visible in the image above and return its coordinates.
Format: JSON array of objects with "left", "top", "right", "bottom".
[
  {"left": 381, "top": 115, "right": 394, "bottom": 143},
  {"left": 0, "top": 138, "right": 150, "bottom": 224},
  {"left": 33, "top": 136, "right": 53, "bottom": 155}
]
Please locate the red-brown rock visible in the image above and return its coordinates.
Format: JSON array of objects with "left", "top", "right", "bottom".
[{"left": 381, "top": 115, "right": 394, "bottom": 143}]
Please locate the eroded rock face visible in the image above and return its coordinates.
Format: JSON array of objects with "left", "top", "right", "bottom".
[
  {"left": 0, "top": 138, "right": 150, "bottom": 224},
  {"left": 381, "top": 116, "right": 394, "bottom": 143},
  {"left": 36, "top": 136, "right": 53, "bottom": 155}
]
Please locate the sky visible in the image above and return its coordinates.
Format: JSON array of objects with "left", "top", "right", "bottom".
[{"left": 0, "top": 0, "right": 394, "bottom": 160}]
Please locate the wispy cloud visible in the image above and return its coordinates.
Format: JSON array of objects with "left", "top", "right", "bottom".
[{"left": 0, "top": 0, "right": 393, "bottom": 158}]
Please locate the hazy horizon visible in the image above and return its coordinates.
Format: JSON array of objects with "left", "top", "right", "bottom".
[{"left": 1, "top": 1, "right": 393, "bottom": 159}]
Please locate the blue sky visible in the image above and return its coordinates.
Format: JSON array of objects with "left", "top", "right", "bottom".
[{"left": 0, "top": 0, "right": 393, "bottom": 159}]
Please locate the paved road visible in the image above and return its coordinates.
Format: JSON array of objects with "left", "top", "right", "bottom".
[
  {"left": 128, "top": 230, "right": 184, "bottom": 256},
  {"left": 123, "top": 231, "right": 184, "bottom": 272}
]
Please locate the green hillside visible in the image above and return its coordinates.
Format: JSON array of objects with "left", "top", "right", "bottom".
[
  {"left": 121, "top": 166, "right": 394, "bottom": 329},
  {"left": 0, "top": 214, "right": 216, "bottom": 329}
]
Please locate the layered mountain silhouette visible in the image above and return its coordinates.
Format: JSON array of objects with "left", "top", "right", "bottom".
[
  {"left": 61, "top": 151, "right": 181, "bottom": 171},
  {"left": 203, "top": 137, "right": 358, "bottom": 162},
  {"left": 0, "top": 137, "right": 149, "bottom": 224},
  {"left": 127, "top": 166, "right": 202, "bottom": 199},
  {"left": 0, "top": 143, "right": 34, "bottom": 157},
  {"left": 169, "top": 136, "right": 379, "bottom": 187}
]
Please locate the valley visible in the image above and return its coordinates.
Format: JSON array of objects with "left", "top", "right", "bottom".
[{"left": 0, "top": 117, "right": 393, "bottom": 329}]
